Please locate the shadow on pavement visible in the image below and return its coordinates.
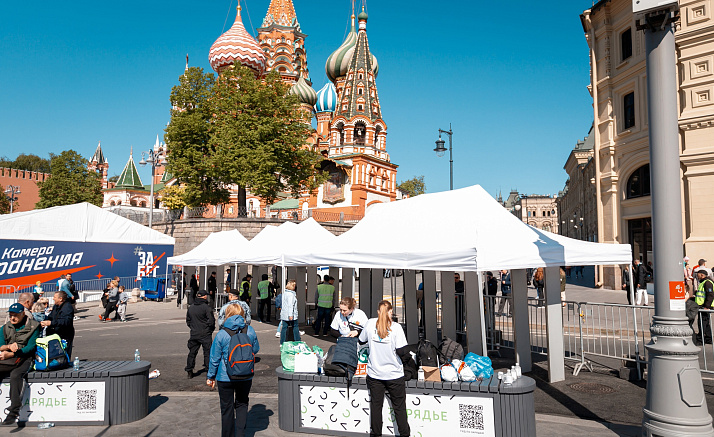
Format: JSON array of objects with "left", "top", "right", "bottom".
[
  {"left": 246, "top": 404, "right": 274, "bottom": 437},
  {"left": 530, "top": 363, "right": 605, "bottom": 422},
  {"left": 149, "top": 394, "right": 169, "bottom": 414}
]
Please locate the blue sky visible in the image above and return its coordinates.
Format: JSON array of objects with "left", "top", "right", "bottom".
[{"left": 0, "top": 0, "right": 595, "bottom": 198}]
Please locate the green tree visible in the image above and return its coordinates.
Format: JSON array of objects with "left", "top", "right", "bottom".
[
  {"left": 398, "top": 176, "right": 426, "bottom": 197},
  {"left": 108, "top": 174, "right": 119, "bottom": 183},
  {"left": 0, "top": 184, "right": 12, "bottom": 214},
  {"left": 165, "top": 66, "right": 223, "bottom": 207},
  {"left": 0, "top": 154, "right": 51, "bottom": 173},
  {"left": 159, "top": 185, "right": 187, "bottom": 210},
  {"left": 36, "top": 150, "right": 103, "bottom": 209},
  {"left": 165, "top": 64, "right": 326, "bottom": 210}
]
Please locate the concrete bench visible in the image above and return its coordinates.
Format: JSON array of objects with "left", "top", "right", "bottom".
[
  {"left": 277, "top": 367, "right": 536, "bottom": 437},
  {"left": 0, "top": 360, "right": 150, "bottom": 426}
]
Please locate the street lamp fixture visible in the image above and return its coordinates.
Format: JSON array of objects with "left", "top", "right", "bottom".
[
  {"left": 4, "top": 185, "right": 20, "bottom": 214},
  {"left": 138, "top": 145, "right": 165, "bottom": 229},
  {"left": 433, "top": 124, "right": 453, "bottom": 190}
]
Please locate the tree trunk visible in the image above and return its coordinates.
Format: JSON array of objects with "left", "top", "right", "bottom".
[{"left": 238, "top": 186, "right": 247, "bottom": 217}]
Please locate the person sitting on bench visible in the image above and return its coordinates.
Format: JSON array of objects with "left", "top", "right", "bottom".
[{"left": 0, "top": 303, "right": 40, "bottom": 426}]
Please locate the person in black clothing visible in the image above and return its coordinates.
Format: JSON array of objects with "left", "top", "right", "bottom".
[
  {"left": 696, "top": 270, "right": 714, "bottom": 345},
  {"left": 485, "top": 272, "right": 498, "bottom": 296},
  {"left": 41, "top": 291, "right": 75, "bottom": 357},
  {"left": 208, "top": 272, "right": 217, "bottom": 304},
  {"left": 454, "top": 273, "right": 465, "bottom": 294},
  {"left": 621, "top": 267, "right": 633, "bottom": 305},
  {"left": 0, "top": 303, "right": 40, "bottom": 426},
  {"left": 101, "top": 276, "right": 120, "bottom": 309},
  {"left": 189, "top": 274, "right": 199, "bottom": 305},
  {"left": 185, "top": 290, "right": 215, "bottom": 378}
]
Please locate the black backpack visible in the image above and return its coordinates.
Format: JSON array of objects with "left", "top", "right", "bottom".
[
  {"left": 439, "top": 337, "right": 464, "bottom": 362},
  {"left": 323, "top": 337, "right": 359, "bottom": 398},
  {"left": 417, "top": 339, "right": 441, "bottom": 367}
]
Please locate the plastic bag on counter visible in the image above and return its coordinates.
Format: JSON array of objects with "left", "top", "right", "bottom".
[
  {"left": 312, "top": 345, "right": 325, "bottom": 367},
  {"left": 464, "top": 352, "right": 494, "bottom": 380},
  {"left": 440, "top": 363, "right": 459, "bottom": 382},
  {"left": 281, "top": 341, "right": 311, "bottom": 372},
  {"left": 451, "top": 359, "right": 476, "bottom": 382}
]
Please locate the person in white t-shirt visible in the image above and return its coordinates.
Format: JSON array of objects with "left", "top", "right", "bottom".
[
  {"left": 358, "top": 300, "right": 410, "bottom": 437},
  {"left": 329, "top": 297, "right": 368, "bottom": 338}
]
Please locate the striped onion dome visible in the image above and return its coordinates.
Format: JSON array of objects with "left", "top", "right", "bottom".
[
  {"left": 325, "top": 16, "right": 378, "bottom": 82},
  {"left": 209, "top": 6, "right": 266, "bottom": 74},
  {"left": 289, "top": 77, "right": 318, "bottom": 106},
  {"left": 314, "top": 82, "right": 337, "bottom": 113}
]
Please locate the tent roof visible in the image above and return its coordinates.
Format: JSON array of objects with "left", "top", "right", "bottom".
[
  {"left": 0, "top": 203, "right": 175, "bottom": 245},
  {"left": 270, "top": 198, "right": 299, "bottom": 210},
  {"left": 167, "top": 230, "right": 249, "bottom": 266},
  {"left": 284, "top": 185, "right": 631, "bottom": 271}
]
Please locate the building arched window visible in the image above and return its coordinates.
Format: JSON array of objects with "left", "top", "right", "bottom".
[
  {"left": 336, "top": 123, "right": 345, "bottom": 146},
  {"left": 354, "top": 122, "right": 366, "bottom": 146},
  {"left": 626, "top": 164, "right": 651, "bottom": 199}
]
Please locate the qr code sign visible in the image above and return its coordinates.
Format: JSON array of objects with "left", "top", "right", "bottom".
[
  {"left": 77, "top": 389, "right": 97, "bottom": 411},
  {"left": 459, "top": 404, "right": 484, "bottom": 430}
]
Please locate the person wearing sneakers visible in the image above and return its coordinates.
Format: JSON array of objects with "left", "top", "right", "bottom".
[
  {"left": 117, "top": 286, "right": 130, "bottom": 322},
  {"left": 0, "top": 303, "right": 40, "bottom": 426},
  {"left": 99, "top": 280, "right": 120, "bottom": 321}
]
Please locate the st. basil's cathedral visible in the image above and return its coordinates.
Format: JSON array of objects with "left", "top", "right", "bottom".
[{"left": 96, "top": 0, "right": 398, "bottom": 220}]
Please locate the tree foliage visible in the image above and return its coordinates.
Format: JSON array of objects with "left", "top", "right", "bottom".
[
  {"left": 36, "top": 150, "right": 103, "bottom": 209},
  {"left": 0, "top": 153, "right": 51, "bottom": 173},
  {"left": 398, "top": 176, "right": 426, "bottom": 197},
  {"left": 165, "top": 64, "right": 326, "bottom": 208},
  {"left": 0, "top": 184, "right": 13, "bottom": 214},
  {"left": 159, "top": 185, "right": 187, "bottom": 210}
]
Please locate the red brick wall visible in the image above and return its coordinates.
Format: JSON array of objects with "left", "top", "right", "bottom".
[{"left": 0, "top": 167, "right": 50, "bottom": 212}]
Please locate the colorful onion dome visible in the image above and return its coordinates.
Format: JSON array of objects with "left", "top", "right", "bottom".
[
  {"left": 325, "top": 17, "right": 358, "bottom": 82},
  {"left": 315, "top": 82, "right": 337, "bottom": 113},
  {"left": 209, "top": 6, "right": 266, "bottom": 74},
  {"left": 289, "top": 77, "right": 318, "bottom": 106},
  {"left": 358, "top": 8, "right": 369, "bottom": 21}
]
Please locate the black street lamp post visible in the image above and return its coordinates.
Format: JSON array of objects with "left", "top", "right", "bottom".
[{"left": 434, "top": 124, "right": 453, "bottom": 190}]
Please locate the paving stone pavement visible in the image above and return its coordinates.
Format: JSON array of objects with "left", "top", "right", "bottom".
[{"left": 5, "top": 391, "right": 641, "bottom": 436}]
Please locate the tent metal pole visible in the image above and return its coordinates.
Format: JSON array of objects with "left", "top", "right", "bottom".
[
  {"left": 477, "top": 271, "right": 487, "bottom": 357},
  {"left": 180, "top": 265, "right": 184, "bottom": 310}
]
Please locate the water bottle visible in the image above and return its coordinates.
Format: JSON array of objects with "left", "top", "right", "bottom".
[
  {"left": 37, "top": 423, "right": 55, "bottom": 429},
  {"left": 135, "top": 349, "right": 140, "bottom": 362},
  {"left": 73, "top": 357, "right": 80, "bottom": 371},
  {"left": 511, "top": 366, "right": 518, "bottom": 380},
  {"left": 417, "top": 366, "right": 425, "bottom": 382},
  {"left": 514, "top": 363, "right": 522, "bottom": 378}
]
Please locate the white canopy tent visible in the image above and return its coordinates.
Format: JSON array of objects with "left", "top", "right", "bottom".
[
  {"left": 166, "top": 230, "right": 250, "bottom": 266},
  {"left": 0, "top": 202, "right": 174, "bottom": 245},
  {"left": 284, "top": 185, "right": 631, "bottom": 270}
]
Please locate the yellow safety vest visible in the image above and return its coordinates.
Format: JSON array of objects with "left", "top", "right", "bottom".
[{"left": 696, "top": 279, "right": 714, "bottom": 307}]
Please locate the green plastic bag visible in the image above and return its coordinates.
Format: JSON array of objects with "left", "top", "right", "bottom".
[
  {"left": 312, "top": 345, "right": 324, "bottom": 357},
  {"left": 358, "top": 347, "right": 369, "bottom": 364},
  {"left": 281, "top": 341, "right": 310, "bottom": 372}
]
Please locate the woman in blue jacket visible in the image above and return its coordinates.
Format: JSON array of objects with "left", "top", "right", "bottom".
[{"left": 207, "top": 304, "right": 260, "bottom": 437}]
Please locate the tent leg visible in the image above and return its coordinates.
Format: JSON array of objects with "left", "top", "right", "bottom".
[
  {"left": 180, "top": 265, "right": 184, "bottom": 310},
  {"left": 465, "top": 272, "right": 486, "bottom": 356},
  {"left": 403, "top": 270, "right": 419, "bottom": 344},
  {"left": 440, "top": 271, "right": 456, "bottom": 340},
  {"left": 511, "top": 269, "right": 532, "bottom": 373},
  {"left": 545, "top": 266, "right": 565, "bottom": 383},
  {"left": 359, "top": 269, "right": 372, "bottom": 318},
  {"left": 423, "top": 270, "right": 439, "bottom": 345}
]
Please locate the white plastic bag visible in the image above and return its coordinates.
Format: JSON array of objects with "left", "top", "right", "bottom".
[
  {"left": 440, "top": 363, "right": 459, "bottom": 382},
  {"left": 453, "top": 359, "right": 476, "bottom": 382}
]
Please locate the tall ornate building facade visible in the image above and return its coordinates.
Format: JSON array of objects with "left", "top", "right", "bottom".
[
  {"left": 206, "top": 1, "right": 397, "bottom": 218},
  {"left": 557, "top": 128, "right": 597, "bottom": 242},
  {"left": 580, "top": 0, "right": 714, "bottom": 289}
]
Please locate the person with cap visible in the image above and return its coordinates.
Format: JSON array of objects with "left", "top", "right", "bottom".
[
  {"left": 185, "top": 290, "right": 215, "bottom": 379},
  {"left": 41, "top": 290, "right": 75, "bottom": 356},
  {"left": 4, "top": 293, "right": 33, "bottom": 324},
  {"left": 218, "top": 288, "right": 252, "bottom": 328},
  {"left": 0, "top": 303, "right": 40, "bottom": 426},
  {"left": 695, "top": 269, "right": 714, "bottom": 345}
]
